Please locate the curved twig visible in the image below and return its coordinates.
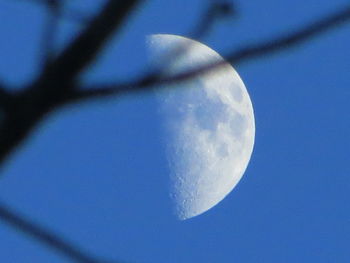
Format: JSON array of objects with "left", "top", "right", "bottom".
[
  {"left": 71, "top": 4, "right": 350, "bottom": 102},
  {"left": 0, "top": 201, "right": 117, "bottom": 263}
]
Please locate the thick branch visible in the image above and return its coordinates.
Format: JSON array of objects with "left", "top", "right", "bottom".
[
  {"left": 37, "top": 0, "right": 140, "bottom": 87},
  {"left": 0, "top": 0, "right": 141, "bottom": 166}
]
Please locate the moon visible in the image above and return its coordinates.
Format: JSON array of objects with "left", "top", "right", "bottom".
[{"left": 147, "top": 34, "right": 255, "bottom": 220}]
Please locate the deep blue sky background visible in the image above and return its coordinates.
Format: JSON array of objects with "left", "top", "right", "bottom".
[{"left": 0, "top": 0, "right": 350, "bottom": 262}]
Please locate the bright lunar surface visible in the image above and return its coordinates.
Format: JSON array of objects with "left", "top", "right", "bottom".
[{"left": 147, "top": 34, "right": 255, "bottom": 220}]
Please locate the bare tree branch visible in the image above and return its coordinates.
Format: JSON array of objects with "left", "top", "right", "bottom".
[
  {"left": 0, "top": 2, "right": 349, "bottom": 263},
  {"left": 71, "top": 4, "right": 350, "bottom": 102},
  {"left": 37, "top": 0, "right": 141, "bottom": 86},
  {"left": 0, "top": 2, "right": 143, "bottom": 259},
  {"left": 144, "top": 1, "right": 236, "bottom": 87},
  {"left": 0, "top": 201, "right": 118, "bottom": 263},
  {"left": 0, "top": 0, "right": 142, "bottom": 166},
  {"left": 227, "top": 5, "right": 350, "bottom": 63},
  {"left": 191, "top": 1, "right": 236, "bottom": 38}
]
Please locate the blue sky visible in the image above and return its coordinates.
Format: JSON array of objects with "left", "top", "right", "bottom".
[{"left": 0, "top": 0, "right": 349, "bottom": 262}]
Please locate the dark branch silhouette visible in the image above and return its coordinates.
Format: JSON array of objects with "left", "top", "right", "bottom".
[
  {"left": 0, "top": 0, "right": 141, "bottom": 261},
  {"left": 191, "top": 1, "right": 237, "bottom": 38},
  {"left": 0, "top": 201, "right": 117, "bottom": 263},
  {"left": 0, "top": 0, "right": 141, "bottom": 166},
  {"left": 72, "top": 4, "right": 350, "bottom": 102},
  {"left": 0, "top": 1, "right": 350, "bottom": 263},
  {"left": 227, "top": 4, "right": 350, "bottom": 63}
]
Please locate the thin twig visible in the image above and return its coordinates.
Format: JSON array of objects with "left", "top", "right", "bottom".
[
  {"left": 0, "top": 201, "right": 117, "bottom": 263},
  {"left": 191, "top": 1, "right": 236, "bottom": 38},
  {"left": 226, "top": 5, "right": 350, "bottom": 63},
  {"left": 146, "top": 1, "right": 236, "bottom": 84},
  {"left": 72, "top": 4, "right": 350, "bottom": 101},
  {"left": 12, "top": 0, "right": 91, "bottom": 23}
]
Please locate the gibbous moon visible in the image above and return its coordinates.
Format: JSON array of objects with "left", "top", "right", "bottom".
[{"left": 147, "top": 34, "right": 255, "bottom": 220}]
